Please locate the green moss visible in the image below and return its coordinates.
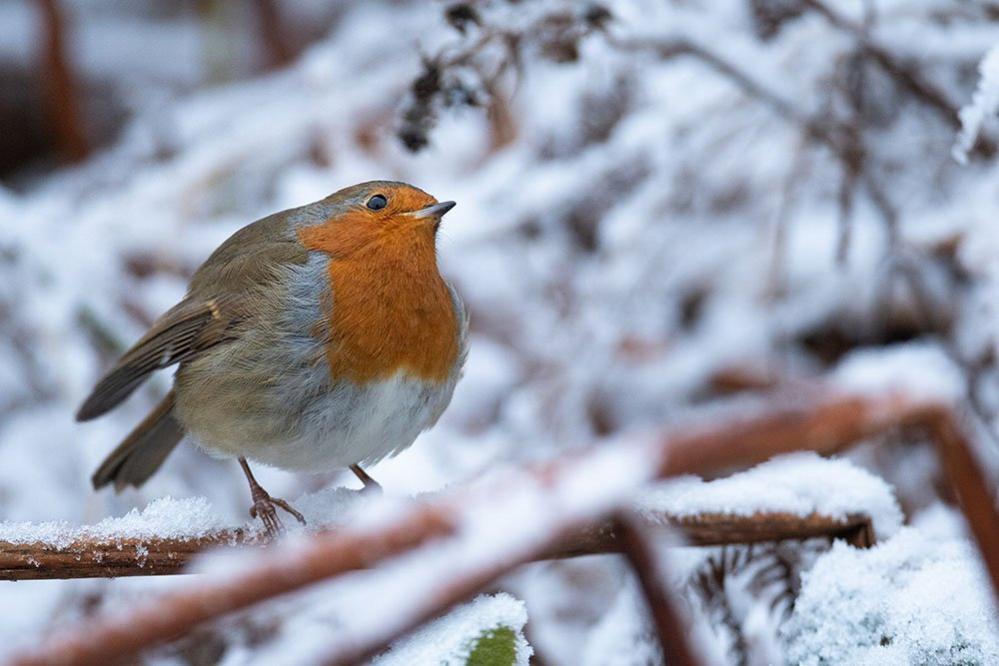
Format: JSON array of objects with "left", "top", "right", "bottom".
[{"left": 465, "top": 626, "right": 518, "bottom": 666}]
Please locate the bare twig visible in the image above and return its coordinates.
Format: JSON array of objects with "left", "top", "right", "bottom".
[
  {"left": 13, "top": 388, "right": 966, "bottom": 666},
  {"left": 615, "top": 511, "right": 705, "bottom": 666}
]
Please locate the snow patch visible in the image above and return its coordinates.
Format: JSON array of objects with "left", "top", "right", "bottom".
[
  {"left": 635, "top": 453, "right": 903, "bottom": 540},
  {"left": 784, "top": 528, "right": 999, "bottom": 665},
  {"left": 0, "top": 496, "right": 227, "bottom": 547}
]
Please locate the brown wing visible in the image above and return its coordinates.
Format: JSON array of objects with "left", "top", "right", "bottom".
[
  {"left": 77, "top": 208, "right": 310, "bottom": 422},
  {"left": 75, "top": 296, "right": 236, "bottom": 421}
]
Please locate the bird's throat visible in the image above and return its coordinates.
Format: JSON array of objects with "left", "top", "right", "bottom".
[{"left": 299, "top": 224, "right": 459, "bottom": 384}]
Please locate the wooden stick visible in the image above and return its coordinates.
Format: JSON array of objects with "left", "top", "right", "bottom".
[
  {"left": 12, "top": 389, "right": 934, "bottom": 666},
  {"left": 0, "top": 511, "right": 874, "bottom": 580}
]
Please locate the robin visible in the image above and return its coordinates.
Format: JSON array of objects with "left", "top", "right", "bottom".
[{"left": 76, "top": 182, "right": 467, "bottom": 536}]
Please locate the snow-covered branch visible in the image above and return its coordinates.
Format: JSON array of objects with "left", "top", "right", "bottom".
[{"left": 0, "top": 509, "right": 874, "bottom": 581}]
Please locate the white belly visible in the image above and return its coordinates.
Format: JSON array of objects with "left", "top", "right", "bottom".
[
  {"left": 255, "top": 371, "right": 454, "bottom": 471},
  {"left": 183, "top": 367, "right": 458, "bottom": 473}
]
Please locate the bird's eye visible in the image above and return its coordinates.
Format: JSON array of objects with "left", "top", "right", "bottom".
[{"left": 366, "top": 194, "right": 388, "bottom": 210}]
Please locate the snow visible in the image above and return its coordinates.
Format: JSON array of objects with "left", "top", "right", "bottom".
[
  {"left": 2, "top": 0, "right": 999, "bottom": 662},
  {"left": 783, "top": 527, "right": 999, "bottom": 665},
  {"left": 0, "top": 496, "right": 228, "bottom": 547},
  {"left": 372, "top": 593, "right": 532, "bottom": 666},
  {"left": 582, "top": 576, "right": 665, "bottom": 666},
  {"left": 831, "top": 343, "right": 966, "bottom": 404},
  {"left": 635, "top": 452, "right": 903, "bottom": 540}
]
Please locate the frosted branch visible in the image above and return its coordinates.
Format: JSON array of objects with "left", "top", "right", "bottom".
[{"left": 0, "top": 510, "right": 874, "bottom": 581}]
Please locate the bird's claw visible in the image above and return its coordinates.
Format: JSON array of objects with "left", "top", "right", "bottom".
[{"left": 249, "top": 491, "right": 306, "bottom": 539}]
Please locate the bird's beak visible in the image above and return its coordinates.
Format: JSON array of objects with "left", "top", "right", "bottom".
[{"left": 407, "top": 201, "right": 456, "bottom": 225}]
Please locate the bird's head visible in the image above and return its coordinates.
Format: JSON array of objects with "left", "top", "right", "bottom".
[{"left": 299, "top": 181, "right": 455, "bottom": 258}]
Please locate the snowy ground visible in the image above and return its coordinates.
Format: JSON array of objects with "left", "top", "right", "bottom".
[{"left": 3, "top": 0, "right": 999, "bottom": 663}]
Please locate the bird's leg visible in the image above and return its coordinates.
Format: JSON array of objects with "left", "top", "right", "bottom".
[
  {"left": 238, "top": 457, "right": 306, "bottom": 538},
  {"left": 350, "top": 464, "right": 382, "bottom": 494}
]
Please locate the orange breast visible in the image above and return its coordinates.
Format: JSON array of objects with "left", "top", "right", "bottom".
[{"left": 298, "top": 218, "right": 460, "bottom": 384}]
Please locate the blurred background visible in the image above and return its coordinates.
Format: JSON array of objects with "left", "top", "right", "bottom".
[{"left": 4, "top": 0, "right": 999, "bottom": 663}]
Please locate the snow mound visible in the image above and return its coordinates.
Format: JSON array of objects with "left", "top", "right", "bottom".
[
  {"left": 635, "top": 452, "right": 902, "bottom": 540},
  {"left": 783, "top": 528, "right": 999, "bottom": 665},
  {"left": 373, "top": 593, "right": 532, "bottom": 666}
]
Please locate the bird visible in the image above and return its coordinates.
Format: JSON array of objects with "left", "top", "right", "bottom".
[{"left": 76, "top": 181, "right": 467, "bottom": 536}]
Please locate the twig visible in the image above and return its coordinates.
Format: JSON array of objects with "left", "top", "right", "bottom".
[
  {"left": 615, "top": 511, "right": 704, "bottom": 666},
  {"left": 801, "top": 0, "right": 960, "bottom": 129},
  {"left": 0, "top": 511, "right": 874, "bottom": 580},
  {"left": 12, "top": 388, "right": 961, "bottom": 666}
]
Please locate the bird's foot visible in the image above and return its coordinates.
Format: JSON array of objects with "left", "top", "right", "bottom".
[
  {"left": 249, "top": 489, "right": 307, "bottom": 539},
  {"left": 239, "top": 457, "right": 306, "bottom": 539}
]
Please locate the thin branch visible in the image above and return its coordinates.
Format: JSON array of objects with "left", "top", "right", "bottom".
[
  {"left": 615, "top": 510, "right": 705, "bottom": 666},
  {"left": 801, "top": 0, "right": 960, "bottom": 129},
  {"left": 0, "top": 510, "right": 872, "bottom": 581},
  {"left": 607, "top": 36, "right": 809, "bottom": 128},
  {"left": 12, "top": 388, "right": 963, "bottom": 666}
]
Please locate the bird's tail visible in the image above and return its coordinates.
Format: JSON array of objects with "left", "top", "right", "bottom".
[{"left": 92, "top": 391, "right": 184, "bottom": 491}]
